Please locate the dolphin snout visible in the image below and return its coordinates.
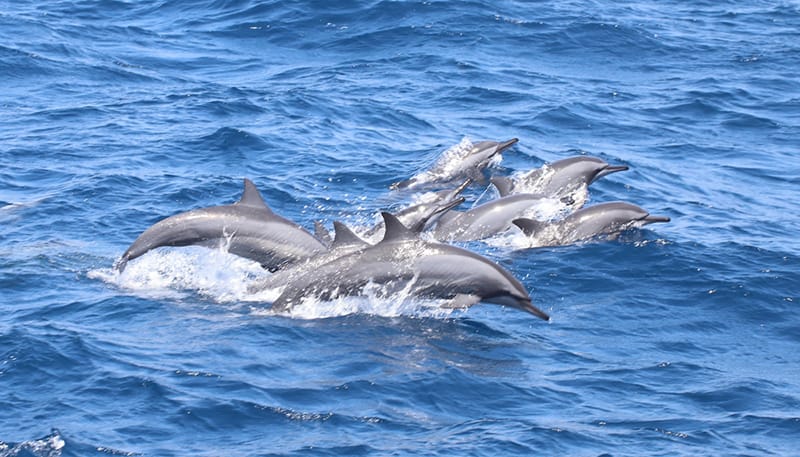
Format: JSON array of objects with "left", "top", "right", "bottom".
[
  {"left": 519, "top": 299, "right": 551, "bottom": 321},
  {"left": 643, "top": 214, "right": 671, "bottom": 224},
  {"left": 592, "top": 164, "right": 629, "bottom": 182}
]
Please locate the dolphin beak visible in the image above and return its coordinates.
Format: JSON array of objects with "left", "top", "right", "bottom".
[
  {"left": 452, "top": 178, "right": 472, "bottom": 197},
  {"left": 519, "top": 299, "right": 551, "bottom": 321},
  {"left": 592, "top": 164, "right": 629, "bottom": 182},
  {"left": 436, "top": 196, "right": 465, "bottom": 216},
  {"left": 643, "top": 214, "right": 671, "bottom": 224},
  {"left": 495, "top": 138, "right": 519, "bottom": 155}
]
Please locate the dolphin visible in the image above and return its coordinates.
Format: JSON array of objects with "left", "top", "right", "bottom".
[
  {"left": 491, "top": 156, "right": 628, "bottom": 198},
  {"left": 361, "top": 179, "right": 470, "bottom": 239},
  {"left": 512, "top": 201, "right": 670, "bottom": 246},
  {"left": 432, "top": 191, "right": 549, "bottom": 242},
  {"left": 392, "top": 138, "right": 518, "bottom": 190},
  {"left": 115, "top": 179, "right": 327, "bottom": 272},
  {"left": 270, "top": 212, "right": 550, "bottom": 320}
]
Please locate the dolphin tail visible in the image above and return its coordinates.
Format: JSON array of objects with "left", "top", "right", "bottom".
[
  {"left": 114, "top": 254, "right": 130, "bottom": 273},
  {"left": 512, "top": 218, "right": 545, "bottom": 237}
]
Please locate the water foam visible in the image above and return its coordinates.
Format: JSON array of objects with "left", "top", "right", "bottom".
[
  {"left": 91, "top": 247, "right": 459, "bottom": 320},
  {"left": 403, "top": 137, "right": 475, "bottom": 187}
]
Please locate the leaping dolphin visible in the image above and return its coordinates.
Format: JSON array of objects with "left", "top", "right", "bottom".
[
  {"left": 392, "top": 138, "right": 518, "bottom": 190},
  {"left": 115, "top": 179, "right": 327, "bottom": 272},
  {"left": 271, "top": 212, "right": 550, "bottom": 320},
  {"left": 513, "top": 201, "right": 670, "bottom": 246},
  {"left": 491, "top": 156, "right": 628, "bottom": 199}
]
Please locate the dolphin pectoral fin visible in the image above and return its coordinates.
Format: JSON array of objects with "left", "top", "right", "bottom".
[
  {"left": 314, "top": 221, "right": 332, "bottom": 246},
  {"left": 441, "top": 293, "right": 482, "bottom": 310},
  {"left": 490, "top": 176, "right": 514, "bottom": 197},
  {"left": 512, "top": 218, "right": 544, "bottom": 237}
]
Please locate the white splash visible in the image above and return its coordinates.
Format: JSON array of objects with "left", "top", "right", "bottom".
[
  {"left": 92, "top": 246, "right": 460, "bottom": 320},
  {"left": 90, "top": 246, "right": 271, "bottom": 303},
  {"left": 403, "top": 137, "right": 475, "bottom": 187}
]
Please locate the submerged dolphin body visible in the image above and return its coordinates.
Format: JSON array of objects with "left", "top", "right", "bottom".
[
  {"left": 491, "top": 156, "right": 628, "bottom": 199},
  {"left": 271, "top": 212, "right": 550, "bottom": 320},
  {"left": 392, "top": 138, "right": 518, "bottom": 190},
  {"left": 115, "top": 179, "right": 327, "bottom": 272},
  {"left": 432, "top": 192, "right": 548, "bottom": 242},
  {"left": 513, "top": 201, "right": 670, "bottom": 246}
]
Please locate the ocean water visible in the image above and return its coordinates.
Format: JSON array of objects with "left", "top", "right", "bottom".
[{"left": 2, "top": 0, "right": 799, "bottom": 455}]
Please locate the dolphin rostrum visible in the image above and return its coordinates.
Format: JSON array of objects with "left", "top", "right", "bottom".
[
  {"left": 512, "top": 201, "right": 670, "bottom": 246},
  {"left": 392, "top": 138, "right": 518, "bottom": 190},
  {"left": 270, "top": 212, "right": 550, "bottom": 320},
  {"left": 115, "top": 179, "right": 327, "bottom": 272},
  {"left": 491, "top": 155, "right": 628, "bottom": 199}
]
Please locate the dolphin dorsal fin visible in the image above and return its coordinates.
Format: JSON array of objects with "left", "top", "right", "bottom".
[
  {"left": 512, "top": 218, "right": 544, "bottom": 236},
  {"left": 380, "top": 212, "right": 416, "bottom": 242},
  {"left": 491, "top": 176, "right": 514, "bottom": 197},
  {"left": 237, "top": 178, "right": 273, "bottom": 213},
  {"left": 314, "top": 221, "right": 332, "bottom": 246},
  {"left": 332, "top": 221, "right": 368, "bottom": 250}
]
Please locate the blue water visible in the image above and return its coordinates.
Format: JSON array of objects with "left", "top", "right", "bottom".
[{"left": 2, "top": 1, "right": 799, "bottom": 455}]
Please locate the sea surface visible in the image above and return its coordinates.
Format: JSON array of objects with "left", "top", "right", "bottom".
[{"left": 2, "top": 1, "right": 799, "bottom": 455}]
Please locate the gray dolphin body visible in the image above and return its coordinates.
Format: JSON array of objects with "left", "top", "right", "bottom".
[
  {"left": 271, "top": 213, "right": 550, "bottom": 320},
  {"left": 115, "top": 179, "right": 327, "bottom": 272},
  {"left": 491, "top": 156, "right": 628, "bottom": 198},
  {"left": 392, "top": 138, "right": 518, "bottom": 190},
  {"left": 432, "top": 192, "right": 547, "bottom": 242},
  {"left": 513, "top": 201, "right": 670, "bottom": 246}
]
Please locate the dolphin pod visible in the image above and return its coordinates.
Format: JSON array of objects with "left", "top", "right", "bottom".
[{"left": 116, "top": 137, "right": 669, "bottom": 319}]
